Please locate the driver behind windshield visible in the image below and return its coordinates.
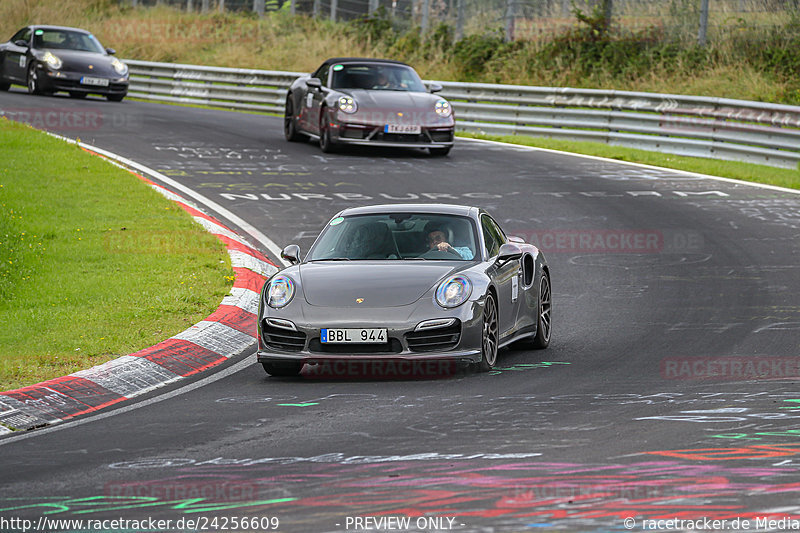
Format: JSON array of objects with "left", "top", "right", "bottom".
[{"left": 426, "top": 225, "right": 474, "bottom": 260}]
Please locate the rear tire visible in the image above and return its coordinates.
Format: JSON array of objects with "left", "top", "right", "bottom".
[{"left": 262, "top": 361, "right": 304, "bottom": 377}]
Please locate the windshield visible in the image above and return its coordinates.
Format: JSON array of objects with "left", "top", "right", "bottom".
[
  {"left": 33, "top": 29, "right": 105, "bottom": 53},
  {"left": 330, "top": 63, "right": 427, "bottom": 92},
  {"left": 307, "top": 214, "right": 478, "bottom": 261}
]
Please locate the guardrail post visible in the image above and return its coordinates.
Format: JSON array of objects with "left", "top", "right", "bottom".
[
  {"left": 254, "top": 0, "right": 265, "bottom": 16},
  {"left": 456, "top": 0, "right": 464, "bottom": 40},
  {"left": 421, "top": 0, "right": 430, "bottom": 34},
  {"left": 290, "top": 0, "right": 296, "bottom": 15},
  {"left": 369, "top": 0, "right": 379, "bottom": 13},
  {"left": 331, "top": 0, "right": 338, "bottom": 21},
  {"left": 504, "top": 0, "right": 515, "bottom": 42},
  {"left": 201, "top": 0, "right": 209, "bottom": 12},
  {"left": 698, "top": 0, "right": 710, "bottom": 46}
]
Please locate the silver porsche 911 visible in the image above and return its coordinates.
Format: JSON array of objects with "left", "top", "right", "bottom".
[
  {"left": 283, "top": 57, "right": 455, "bottom": 155},
  {"left": 257, "top": 204, "right": 551, "bottom": 377}
]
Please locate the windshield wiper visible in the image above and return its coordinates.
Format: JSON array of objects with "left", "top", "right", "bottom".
[{"left": 309, "top": 257, "right": 352, "bottom": 262}]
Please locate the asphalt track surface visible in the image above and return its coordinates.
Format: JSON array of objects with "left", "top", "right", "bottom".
[{"left": 1, "top": 90, "right": 800, "bottom": 533}]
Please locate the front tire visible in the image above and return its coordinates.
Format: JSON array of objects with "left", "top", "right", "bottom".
[
  {"left": 477, "top": 293, "right": 499, "bottom": 372},
  {"left": 284, "top": 95, "right": 305, "bottom": 142},
  {"left": 532, "top": 272, "right": 551, "bottom": 349},
  {"left": 262, "top": 362, "right": 304, "bottom": 377},
  {"left": 319, "top": 108, "right": 338, "bottom": 153},
  {"left": 27, "top": 63, "right": 43, "bottom": 95}
]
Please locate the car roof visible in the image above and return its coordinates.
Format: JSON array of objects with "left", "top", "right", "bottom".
[
  {"left": 317, "top": 57, "right": 410, "bottom": 70},
  {"left": 336, "top": 204, "right": 478, "bottom": 218}
]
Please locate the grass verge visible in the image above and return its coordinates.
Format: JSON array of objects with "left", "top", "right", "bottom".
[
  {"left": 458, "top": 132, "right": 800, "bottom": 191},
  {"left": 0, "top": 118, "right": 234, "bottom": 391}
]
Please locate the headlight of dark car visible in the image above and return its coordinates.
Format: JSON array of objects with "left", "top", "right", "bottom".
[
  {"left": 435, "top": 275, "right": 472, "bottom": 308},
  {"left": 111, "top": 57, "right": 128, "bottom": 76},
  {"left": 266, "top": 275, "right": 295, "bottom": 308},
  {"left": 338, "top": 96, "right": 357, "bottom": 114},
  {"left": 434, "top": 99, "right": 451, "bottom": 118},
  {"left": 42, "top": 51, "right": 62, "bottom": 70}
]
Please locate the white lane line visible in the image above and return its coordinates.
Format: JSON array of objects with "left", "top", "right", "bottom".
[
  {"left": 0, "top": 354, "right": 257, "bottom": 446},
  {"left": 459, "top": 137, "right": 800, "bottom": 196}
]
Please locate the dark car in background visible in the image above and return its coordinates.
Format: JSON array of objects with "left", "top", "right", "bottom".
[
  {"left": 0, "top": 25, "right": 129, "bottom": 101},
  {"left": 284, "top": 57, "right": 455, "bottom": 155}
]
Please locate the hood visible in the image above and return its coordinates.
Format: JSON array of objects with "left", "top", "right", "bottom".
[
  {"left": 39, "top": 49, "right": 118, "bottom": 76},
  {"left": 342, "top": 89, "right": 440, "bottom": 112},
  {"left": 299, "top": 261, "right": 462, "bottom": 308}
]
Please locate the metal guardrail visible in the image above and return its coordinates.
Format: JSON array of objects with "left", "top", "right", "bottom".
[{"left": 126, "top": 59, "right": 800, "bottom": 169}]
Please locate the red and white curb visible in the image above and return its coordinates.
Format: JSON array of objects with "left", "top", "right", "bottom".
[{"left": 0, "top": 145, "right": 278, "bottom": 434}]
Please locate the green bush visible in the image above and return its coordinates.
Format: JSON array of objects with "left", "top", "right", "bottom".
[{"left": 453, "top": 32, "right": 506, "bottom": 81}]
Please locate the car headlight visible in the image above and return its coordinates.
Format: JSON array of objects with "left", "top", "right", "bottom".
[
  {"left": 266, "top": 275, "right": 295, "bottom": 308},
  {"left": 338, "top": 96, "right": 357, "bottom": 114},
  {"left": 42, "top": 51, "right": 62, "bottom": 70},
  {"left": 111, "top": 57, "right": 128, "bottom": 76},
  {"left": 435, "top": 275, "right": 472, "bottom": 308},
  {"left": 434, "top": 99, "right": 451, "bottom": 117}
]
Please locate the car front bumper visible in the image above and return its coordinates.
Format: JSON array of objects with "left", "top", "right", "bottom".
[
  {"left": 258, "top": 299, "right": 483, "bottom": 366},
  {"left": 37, "top": 66, "right": 129, "bottom": 96},
  {"left": 331, "top": 122, "right": 455, "bottom": 149}
]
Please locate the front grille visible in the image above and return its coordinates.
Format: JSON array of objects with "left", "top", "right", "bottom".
[
  {"left": 308, "top": 337, "right": 403, "bottom": 354},
  {"left": 262, "top": 323, "right": 306, "bottom": 352},
  {"left": 406, "top": 321, "right": 461, "bottom": 352},
  {"left": 341, "top": 127, "right": 369, "bottom": 139},
  {"left": 376, "top": 132, "right": 425, "bottom": 143}
]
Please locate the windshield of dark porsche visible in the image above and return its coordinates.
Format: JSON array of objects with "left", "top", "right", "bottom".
[
  {"left": 33, "top": 29, "right": 105, "bottom": 53},
  {"left": 329, "top": 64, "right": 427, "bottom": 92},
  {"left": 307, "top": 214, "right": 478, "bottom": 261}
]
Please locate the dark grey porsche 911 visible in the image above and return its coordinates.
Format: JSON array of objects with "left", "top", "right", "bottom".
[
  {"left": 257, "top": 204, "right": 551, "bottom": 377},
  {"left": 0, "top": 25, "right": 129, "bottom": 101},
  {"left": 284, "top": 57, "right": 455, "bottom": 155}
]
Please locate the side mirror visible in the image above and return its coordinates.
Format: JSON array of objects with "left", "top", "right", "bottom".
[
  {"left": 497, "top": 243, "right": 522, "bottom": 264},
  {"left": 428, "top": 82, "right": 443, "bottom": 93},
  {"left": 105, "top": 48, "right": 116, "bottom": 55},
  {"left": 281, "top": 244, "right": 301, "bottom": 265},
  {"left": 14, "top": 40, "right": 28, "bottom": 48},
  {"left": 306, "top": 77, "right": 322, "bottom": 90}
]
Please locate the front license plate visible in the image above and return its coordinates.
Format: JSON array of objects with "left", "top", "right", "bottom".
[
  {"left": 322, "top": 328, "right": 387, "bottom": 344},
  {"left": 80, "top": 76, "right": 110, "bottom": 87},
  {"left": 384, "top": 124, "right": 421, "bottom": 134}
]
